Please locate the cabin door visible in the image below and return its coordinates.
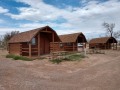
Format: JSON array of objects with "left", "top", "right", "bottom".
[{"left": 40, "top": 33, "right": 50, "bottom": 55}]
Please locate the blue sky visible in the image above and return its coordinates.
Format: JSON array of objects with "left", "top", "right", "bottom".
[{"left": 0, "top": 0, "right": 120, "bottom": 39}]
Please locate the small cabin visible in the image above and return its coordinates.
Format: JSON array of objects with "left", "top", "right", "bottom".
[
  {"left": 50, "top": 32, "right": 87, "bottom": 52},
  {"left": 89, "top": 37, "right": 117, "bottom": 49},
  {"left": 8, "top": 26, "right": 60, "bottom": 57}
]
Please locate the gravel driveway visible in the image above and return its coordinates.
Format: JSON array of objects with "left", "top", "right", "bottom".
[{"left": 0, "top": 50, "right": 120, "bottom": 90}]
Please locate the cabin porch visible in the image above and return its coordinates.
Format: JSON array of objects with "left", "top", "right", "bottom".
[{"left": 20, "top": 30, "right": 57, "bottom": 57}]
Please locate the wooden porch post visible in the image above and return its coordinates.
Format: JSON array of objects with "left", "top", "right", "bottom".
[
  {"left": 52, "top": 32, "right": 54, "bottom": 52},
  {"left": 85, "top": 43, "right": 86, "bottom": 48},
  {"left": 113, "top": 38, "right": 114, "bottom": 50},
  {"left": 77, "top": 39, "right": 78, "bottom": 51},
  {"left": 105, "top": 43, "right": 106, "bottom": 49},
  {"left": 82, "top": 37, "right": 84, "bottom": 51},
  {"left": 109, "top": 43, "right": 110, "bottom": 49},
  {"left": 116, "top": 43, "right": 117, "bottom": 50},
  {"left": 73, "top": 43, "right": 74, "bottom": 51},
  {"left": 29, "top": 42, "right": 31, "bottom": 57},
  {"left": 38, "top": 33, "right": 40, "bottom": 57},
  {"left": 110, "top": 43, "right": 111, "bottom": 49},
  {"left": 20, "top": 43, "right": 22, "bottom": 56},
  {"left": 113, "top": 42, "right": 114, "bottom": 50}
]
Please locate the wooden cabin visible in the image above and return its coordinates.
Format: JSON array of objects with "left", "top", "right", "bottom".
[
  {"left": 50, "top": 32, "right": 87, "bottom": 52},
  {"left": 8, "top": 26, "right": 60, "bottom": 57},
  {"left": 89, "top": 37, "right": 117, "bottom": 49}
]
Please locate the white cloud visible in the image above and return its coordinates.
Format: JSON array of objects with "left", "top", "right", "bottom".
[
  {"left": 7, "top": 0, "right": 65, "bottom": 21},
  {"left": 0, "top": 7, "right": 8, "bottom": 13},
  {"left": 18, "top": 22, "right": 105, "bottom": 35},
  {"left": 0, "top": 19, "right": 5, "bottom": 23},
  {"left": 0, "top": 28, "right": 18, "bottom": 35},
  {"left": 20, "top": 23, "right": 78, "bottom": 35},
  {"left": 4, "top": 0, "right": 120, "bottom": 38},
  {"left": 8, "top": 0, "right": 120, "bottom": 22},
  {"left": 0, "top": 27, "right": 34, "bottom": 35}
]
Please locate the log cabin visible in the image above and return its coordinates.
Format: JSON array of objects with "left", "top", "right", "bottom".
[
  {"left": 8, "top": 26, "right": 60, "bottom": 57},
  {"left": 50, "top": 32, "right": 87, "bottom": 52},
  {"left": 89, "top": 37, "right": 117, "bottom": 49}
]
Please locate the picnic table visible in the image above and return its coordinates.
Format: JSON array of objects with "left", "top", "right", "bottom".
[
  {"left": 50, "top": 51, "right": 68, "bottom": 60},
  {"left": 88, "top": 48, "right": 105, "bottom": 54}
]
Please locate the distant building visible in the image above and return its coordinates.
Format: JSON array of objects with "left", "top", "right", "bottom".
[
  {"left": 89, "top": 37, "right": 117, "bottom": 50},
  {"left": 50, "top": 32, "right": 87, "bottom": 52}
]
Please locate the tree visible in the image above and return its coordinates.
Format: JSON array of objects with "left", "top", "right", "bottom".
[
  {"left": 3, "top": 31, "right": 19, "bottom": 49},
  {"left": 4, "top": 31, "right": 19, "bottom": 42},
  {"left": 102, "top": 22, "right": 115, "bottom": 37},
  {"left": 0, "top": 35, "right": 3, "bottom": 48},
  {"left": 113, "top": 31, "right": 120, "bottom": 39}
]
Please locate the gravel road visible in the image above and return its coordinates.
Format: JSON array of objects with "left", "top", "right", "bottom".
[{"left": 0, "top": 50, "right": 120, "bottom": 90}]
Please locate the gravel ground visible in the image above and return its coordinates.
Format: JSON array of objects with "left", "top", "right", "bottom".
[{"left": 0, "top": 50, "right": 120, "bottom": 90}]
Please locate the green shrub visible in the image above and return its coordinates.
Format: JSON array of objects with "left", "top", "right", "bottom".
[
  {"left": 50, "top": 53, "right": 85, "bottom": 64},
  {"left": 6, "top": 54, "right": 16, "bottom": 58},
  {"left": 6, "top": 54, "right": 32, "bottom": 61},
  {"left": 50, "top": 59, "right": 62, "bottom": 64},
  {"left": 62, "top": 57, "right": 71, "bottom": 61},
  {"left": 67, "top": 54, "right": 85, "bottom": 61}
]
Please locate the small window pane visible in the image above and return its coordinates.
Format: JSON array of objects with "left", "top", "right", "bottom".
[
  {"left": 67, "top": 43, "right": 72, "bottom": 46},
  {"left": 59, "top": 43, "right": 63, "bottom": 48},
  {"left": 31, "top": 38, "right": 36, "bottom": 45}
]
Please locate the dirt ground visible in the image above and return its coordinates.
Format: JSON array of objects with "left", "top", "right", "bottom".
[{"left": 0, "top": 49, "right": 120, "bottom": 90}]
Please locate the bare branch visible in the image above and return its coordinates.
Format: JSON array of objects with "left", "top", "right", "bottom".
[
  {"left": 102, "top": 22, "right": 115, "bottom": 37},
  {"left": 3, "top": 31, "right": 19, "bottom": 49},
  {"left": 114, "top": 31, "right": 120, "bottom": 39}
]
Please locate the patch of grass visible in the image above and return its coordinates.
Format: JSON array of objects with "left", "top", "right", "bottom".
[
  {"left": 6, "top": 54, "right": 32, "bottom": 61},
  {"left": 50, "top": 59, "right": 62, "bottom": 64},
  {"left": 50, "top": 53, "right": 85, "bottom": 64},
  {"left": 62, "top": 57, "right": 71, "bottom": 61},
  {"left": 6, "top": 54, "right": 16, "bottom": 58},
  {"left": 35, "top": 57, "right": 45, "bottom": 60},
  {"left": 66, "top": 54, "right": 85, "bottom": 61}
]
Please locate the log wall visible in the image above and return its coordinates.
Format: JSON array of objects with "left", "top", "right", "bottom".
[
  {"left": 50, "top": 42, "right": 77, "bottom": 52},
  {"left": 9, "top": 43, "right": 21, "bottom": 55},
  {"left": 89, "top": 43, "right": 111, "bottom": 49}
]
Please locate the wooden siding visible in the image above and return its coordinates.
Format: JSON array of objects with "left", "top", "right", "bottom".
[
  {"left": 89, "top": 43, "right": 112, "bottom": 49},
  {"left": 21, "top": 35, "right": 38, "bottom": 56},
  {"left": 50, "top": 42, "right": 64, "bottom": 52},
  {"left": 50, "top": 42, "right": 77, "bottom": 52},
  {"left": 20, "top": 32, "right": 53, "bottom": 56},
  {"left": 9, "top": 43, "right": 21, "bottom": 55}
]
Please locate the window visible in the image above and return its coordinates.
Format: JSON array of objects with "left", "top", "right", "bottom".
[
  {"left": 59, "top": 43, "right": 64, "bottom": 48},
  {"left": 67, "top": 43, "right": 72, "bottom": 46},
  {"left": 31, "top": 38, "right": 36, "bottom": 45}
]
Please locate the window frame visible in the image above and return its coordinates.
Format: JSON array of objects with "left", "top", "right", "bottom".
[
  {"left": 66, "top": 42, "right": 72, "bottom": 46},
  {"left": 31, "top": 37, "right": 36, "bottom": 45}
]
